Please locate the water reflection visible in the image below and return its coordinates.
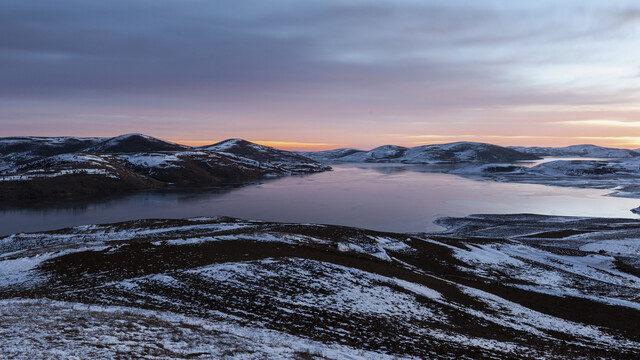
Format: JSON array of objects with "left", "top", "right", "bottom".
[
  {"left": 354, "top": 163, "right": 473, "bottom": 174},
  {"left": 1, "top": 163, "right": 638, "bottom": 236},
  {"left": 0, "top": 184, "right": 244, "bottom": 212}
]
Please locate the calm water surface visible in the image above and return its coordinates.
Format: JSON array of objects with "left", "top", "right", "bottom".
[{"left": 1, "top": 163, "right": 639, "bottom": 235}]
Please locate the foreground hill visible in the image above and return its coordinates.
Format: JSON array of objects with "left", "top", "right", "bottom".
[
  {"left": 1, "top": 215, "right": 638, "bottom": 359},
  {"left": 0, "top": 134, "right": 329, "bottom": 200},
  {"left": 299, "top": 142, "right": 540, "bottom": 164},
  {"left": 509, "top": 144, "right": 640, "bottom": 158}
]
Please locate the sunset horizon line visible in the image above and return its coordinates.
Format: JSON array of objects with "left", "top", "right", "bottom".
[
  {"left": 3, "top": 132, "right": 639, "bottom": 151},
  {"left": 181, "top": 137, "right": 640, "bottom": 151}
]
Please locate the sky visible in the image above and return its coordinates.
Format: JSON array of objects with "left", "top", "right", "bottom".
[{"left": 1, "top": 0, "right": 640, "bottom": 150}]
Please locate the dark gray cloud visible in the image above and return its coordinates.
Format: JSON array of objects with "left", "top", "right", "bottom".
[
  {"left": 3, "top": 0, "right": 626, "bottom": 97},
  {"left": 0, "top": 1, "right": 324, "bottom": 96},
  {"left": 1, "top": 0, "right": 639, "bottom": 144}
]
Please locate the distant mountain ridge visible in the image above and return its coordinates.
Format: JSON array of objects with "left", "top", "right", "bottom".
[
  {"left": 0, "top": 134, "right": 329, "bottom": 200},
  {"left": 509, "top": 144, "right": 640, "bottom": 158},
  {"left": 299, "top": 141, "right": 541, "bottom": 164}
]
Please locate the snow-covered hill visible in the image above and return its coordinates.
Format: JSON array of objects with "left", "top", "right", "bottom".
[
  {"left": 1, "top": 215, "right": 638, "bottom": 359},
  {"left": 297, "top": 148, "right": 366, "bottom": 162},
  {"left": 0, "top": 136, "right": 103, "bottom": 170},
  {"left": 510, "top": 144, "right": 640, "bottom": 158},
  {"left": 302, "top": 143, "right": 640, "bottom": 165},
  {"left": 449, "top": 157, "right": 640, "bottom": 198},
  {"left": 200, "top": 139, "right": 326, "bottom": 173},
  {"left": 87, "top": 133, "right": 188, "bottom": 153},
  {"left": 0, "top": 134, "right": 330, "bottom": 200},
  {"left": 298, "top": 142, "right": 540, "bottom": 164}
]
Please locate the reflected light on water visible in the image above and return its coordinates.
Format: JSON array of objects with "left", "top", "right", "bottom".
[{"left": 1, "top": 163, "right": 638, "bottom": 235}]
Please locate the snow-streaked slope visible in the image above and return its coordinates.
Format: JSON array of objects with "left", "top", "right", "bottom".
[
  {"left": 200, "top": 139, "right": 329, "bottom": 171},
  {"left": 297, "top": 148, "right": 366, "bottom": 162},
  {"left": 449, "top": 157, "right": 640, "bottom": 198},
  {"left": 510, "top": 145, "right": 640, "bottom": 158},
  {"left": 436, "top": 213, "right": 640, "bottom": 309},
  {"left": 0, "top": 135, "right": 330, "bottom": 199},
  {"left": 0, "top": 136, "right": 103, "bottom": 171},
  {"left": 299, "top": 142, "right": 539, "bottom": 164},
  {"left": 0, "top": 136, "right": 102, "bottom": 157},
  {"left": 528, "top": 159, "right": 628, "bottom": 176},
  {"left": 86, "top": 133, "right": 188, "bottom": 153},
  {"left": 0, "top": 298, "right": 396, "bottom": 360},
  {"left": 1, "top": 216, "right": 638, "bottom": 359}
]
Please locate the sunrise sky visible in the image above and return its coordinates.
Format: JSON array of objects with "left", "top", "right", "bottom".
[{"left": 2, "top": 0, "right": 640, "bottom": 150}]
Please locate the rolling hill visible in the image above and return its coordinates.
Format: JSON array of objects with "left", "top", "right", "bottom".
[
  {"left": 0, "top": 134, "right": 329, "bottom": 200},
  {"left": 1, "top": 215, "right": 638, "bottom": 359}
]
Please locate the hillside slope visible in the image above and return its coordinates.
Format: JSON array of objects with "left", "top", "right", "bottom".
[
  {"left": 1, "top": 215, "right": 638, "bottom": 359},
  {"left": 509, "top": 145, "right": 640, "bottom": 158},
  {"left": 299, "top": 142, "right": 540, "bottom": 164},
  {"left": 0, "top": 135, "right": 329, "bottom": 200}
]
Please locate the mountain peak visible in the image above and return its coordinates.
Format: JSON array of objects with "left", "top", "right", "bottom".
[
  {"left": 200, "top": 138, "right": 323, "bottom": 164},
  {"left": 88, "top": 134, "right": 187, "bottom": 153}
]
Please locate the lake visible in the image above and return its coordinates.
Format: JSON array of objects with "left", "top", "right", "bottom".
[{"left": 1, "top": 163, "right": 638, "bottom": 236}]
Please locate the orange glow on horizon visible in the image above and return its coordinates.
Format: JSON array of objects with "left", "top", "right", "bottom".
[
  {"left": 403, "top": 135, "right": 640, "bottom": 149},
  {"left": 170, "top": 135, "right": 640, "bottom": 151},
  {"left": 162, "top": 112, "right": 640, "bottom": 151},
  {"left": 250, "top": 140, "right": 345, "bottom": 151},
  {"left": 170, "top": 139, "right": 345, "bottom": 151}
]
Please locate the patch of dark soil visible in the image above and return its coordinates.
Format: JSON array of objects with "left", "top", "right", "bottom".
[
  {"left": 526, "top": 244, "right": 592, "bottom": 256},
  {"left": 614, "top": 258, "right": 640, "bottom": 277}
]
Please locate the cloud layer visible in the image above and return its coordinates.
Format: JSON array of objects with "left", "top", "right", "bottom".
[{"left": 2, "top": 0, "right": 639, "bottom": 148}]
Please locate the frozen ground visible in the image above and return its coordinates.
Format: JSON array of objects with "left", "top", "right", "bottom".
[
  {"left": 1, "top": 216, "right": 639, "bottom": 359},
  {"left": 449, "top": 158, "right": 640, "bottom": 198},
  {"left": 0, "top": 299, "right": 396, "bottom": 360}
]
